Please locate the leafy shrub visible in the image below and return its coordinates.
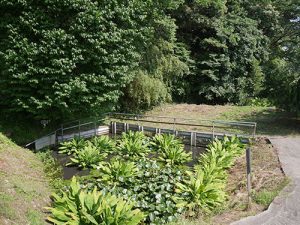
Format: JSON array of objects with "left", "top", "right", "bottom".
[
  {"left": 58, "top": 137, "right": 86, "bottom": 155},
  {"left": 46, "top": 177, "right": 145, "bottom": 225},
  {"left": 36, "top": 150, "right": 64, "bottom": 191},
  {"left": 151, "top": 134, "right": 191, "bottom": 165},
  {"left": 123, "top": 71, "right": 172, "bottom": 110},
  {"left": 223, "top": 136, "right": 245, "bottom": 156},
  {"left": 94, "top": 159, "right": 139, "bottom": 186},
  {"left": 175, "top": 167, "right": 226, "bottom": 214},
  {"left": 68, "top": 142, "right": 107, "bottom": 169},
  {"left": 151, "top": 134, "right": 182, "bottom": 152},
  {"left": 117, "top": 131, "right": 149, "bottom": 158},
  {"left": 244, "top": 97, "right": 272, "bottom": 107},
  {"left": 91, "top": 135, "right": 116, "bottom": 153},
  {"left": 158, "top": 145, "right": 192, "bottom": 166},
  {"left": 174, "top": 136, "right": 245, "bottom": 215},
  {"left": 201, "top": 136, "right": 244, "bottom": 170}
]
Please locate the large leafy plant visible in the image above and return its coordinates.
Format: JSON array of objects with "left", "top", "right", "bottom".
[
  {"left": 117, "top": 131, "right": 149, "bottom": 158},
  {"left": 174, "top": 136, "right": 245, "bottom": 215},
  {"left": 201, "top": 136, "right": 245, "bottom": 170},
  {"left": 175, "top": 167, "right": 226, "bottom": 214},
  {"left": 94, "top": 159, "right": 139, "bottom": 186},
  {"left": 151, "top": 134, "right": 191, "bottom": 165},
  {"left": 68, "top": 142, "right": 107, "bottom": 169},
  {"left": 150, "top": 134, "right": 182, "bottom": 152},
  {"left": 158, "top": 145, "right": 192, "bottom": 166},
  {"left": 46, "top": 177, "right": 145, "bottom": 225},
  {"left": 58, "top": 137, "right": 86, "bottom": 155},
  {"left": 91, "top": 135, "right": 116, "bottom": 153}
]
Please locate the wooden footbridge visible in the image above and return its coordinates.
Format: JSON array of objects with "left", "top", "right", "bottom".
[{"left": 26, "top": 113, "right": 257, "bottom": 150}]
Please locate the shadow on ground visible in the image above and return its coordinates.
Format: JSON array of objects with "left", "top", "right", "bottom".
[{"left": 237, "top": 108, "right": 300, "bottom": 136}]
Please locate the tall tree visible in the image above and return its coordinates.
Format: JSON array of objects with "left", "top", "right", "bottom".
[
  {"left": 0, "top": 0, "right": 190, "bottom": 119},
  {"left": 173, "top": 0, "right": 269, "bottom": 104}
]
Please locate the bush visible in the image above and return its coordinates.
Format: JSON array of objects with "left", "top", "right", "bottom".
[
  {"left": 158, "top": 145, "right": 192, "bottom": 166},
  {"left": 151, "top": 134, "right": 182, "bottom": 152},
  {"left": 175, "top": 167, "right": 226, "bottom": 214},
  {"left": 94, "top": 158, "right": 139, "bottom": 186},
  {"left": 58, "top": 137, "right": 86, "bottom": 155},
  {"left": 46, "top": 177, "right": 145, "bottom": 225},
  {"left": 67, "top": 142, "right": 107, "bottom": 169},
  {"left": 117, "top": 131, "right": 149, "bottom": 158},
  {"left": 244, "top": 97, "right": 272, "bottom": 107},
  {"left": 151, "top": 134, "right": 191, "bottom": 165},
  {"left": 90, "top": 135, "right": 116, "bottom": 153}
]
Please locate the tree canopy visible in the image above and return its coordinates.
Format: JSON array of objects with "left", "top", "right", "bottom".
[{"left": 0, "top": 0, "right": 299, "bottom": 120}]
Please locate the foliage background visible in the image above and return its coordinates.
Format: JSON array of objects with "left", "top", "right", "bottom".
[{"left": 0, "top": 0, "right": 299, "bottom": 120}]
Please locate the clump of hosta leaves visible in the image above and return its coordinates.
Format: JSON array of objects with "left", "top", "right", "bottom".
[
  {"left": 46, "top": 177, "right": 145, "bottom": 225},
  {"left": 150, "top": 134, "right": 182, "bottom": 152},
  {"left": 158, "top": 145, "right": 192, "bottom": 166},
  {"left": 93, "top": 158, "right": 140, "bottom": 186},
  {"left": 90, "top": 135, "right": 116, "bottom": 153},
  {"left": 117, "top": 131, "right": 150, "bottom": 158},
  {"left": 67, "top": 142, "right": 107, "bottom": 169},
  {"left": 151, "top": 134, "right": 192, "bottom": 165},
  {"left": 58, "top": 136, "right": 86, "bottom": 155},
  {"left": 201, "top": 136, "right": 245, "bottom": 170},
  {"left": 174, "top": 166, "right": 226, "bottom": 215}
]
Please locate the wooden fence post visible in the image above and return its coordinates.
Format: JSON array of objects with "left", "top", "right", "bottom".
[
  {"left": 246, "top": 147, "right": 252, "bottom": 208},
  {"left": 61, "top": 124, "right": 64, "bottom": 142},
  {"left": 78, "top": 121, "right": 81, "bottom": 138}
]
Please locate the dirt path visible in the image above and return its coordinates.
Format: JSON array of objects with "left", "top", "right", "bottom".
[{"left": 232, "top": 137, "right": 300, "bottom": 225}]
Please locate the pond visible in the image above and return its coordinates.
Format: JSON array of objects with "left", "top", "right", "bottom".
[{"left": 51, "top": 144, "right": 207, "bottom": 179}]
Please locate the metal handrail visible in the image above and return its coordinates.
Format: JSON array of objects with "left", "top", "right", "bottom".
[
  {"left": 26, "top": 112, "right": 257, "bottom": 148},
  {"left": 109, "top": 112, "right": 257, "bottom": 126}
]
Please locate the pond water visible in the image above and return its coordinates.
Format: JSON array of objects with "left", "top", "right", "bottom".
[
  {"left": 51, "top": 144, "right": 207, "bottom": 179},
  {"left": 51, "top": 151, "right": 90, "bottom": 179},
  {"left": 185, "top": 145, "right": 206, "bottom": 166}
]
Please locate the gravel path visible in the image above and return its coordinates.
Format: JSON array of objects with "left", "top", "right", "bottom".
[{"left": 232, "top": 137, "right": 300, "bottom": 225}]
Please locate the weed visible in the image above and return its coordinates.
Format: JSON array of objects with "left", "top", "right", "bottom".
[
  {"left": 253, "top": 177, "right": 289, "bottom": 208},
  {"left": 26, "top": 209, "right": 44, "bottom": 225},
  {"left": 36, "top": 149, "right": 65, "bottom": 191}
]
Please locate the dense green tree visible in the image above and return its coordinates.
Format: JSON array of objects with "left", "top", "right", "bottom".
[
  {"left": 0, "top": 0, "right": 189, "bottom": 119},
  {"left": 0, "top": 0, "right": 299, "bottom": 119},
  {"left": 173, "top": 0, "right": 269, "bottom": 104}
]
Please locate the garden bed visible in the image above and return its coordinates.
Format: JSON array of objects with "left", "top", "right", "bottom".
[{"left": 46, "top": 131, "right": 247, "bottom": 224}]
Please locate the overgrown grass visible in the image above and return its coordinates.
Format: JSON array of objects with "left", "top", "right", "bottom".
[
  {"left": 167, "top": 217, "right": 209, "bottom": 225},
  {"left": 253, "top": 177, "right": 289, "bottom": 208},
  {"left": 0, "top": 133, "right": 52, "bottom": 224},
  {"left": 146, "top": 104, "right": 300, "bottom": 136},
  {"left": 36, "top": 149, "right": 65, "bottom": 191}
]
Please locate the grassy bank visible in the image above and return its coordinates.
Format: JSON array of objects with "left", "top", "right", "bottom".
[
  {"left": 146, "top": 104, "right": 300, "bottom": 136},
  {"left": 0, "top": 133, "right": 52, "bottom": 225}
]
